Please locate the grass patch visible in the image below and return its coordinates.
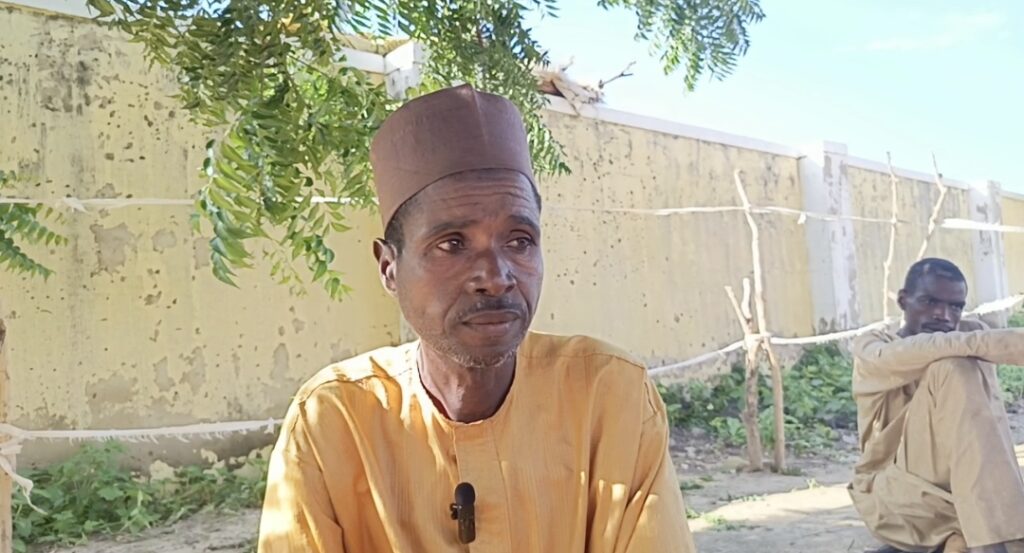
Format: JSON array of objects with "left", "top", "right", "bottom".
[
  {"left": 702, "top": 514, "right": 748, "bottom": 531},
  {"left": 12, "top": 441, "right": 268, "bottom": 552},
  {"left": 679, "top": 479, "right": 705, "bottom": 491},
  {"left": 724, "top": 493, "right": 766, "bottom": 503},
  {"left": 661, "top": 335, "right": 1024, "bottom": 454},
  {"left": 1000, "top": 365, "right": 1024, "bottom": 404},
  {"left": 999, "top": 311, "right": 1024, "bottom": 405},
  {"left": 659, "top": 344, "right": 857, "bottom": 453}
]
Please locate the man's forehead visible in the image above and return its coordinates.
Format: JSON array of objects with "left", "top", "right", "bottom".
[{"left": 916, "top": 274, "right": 967, "bottom": 297}]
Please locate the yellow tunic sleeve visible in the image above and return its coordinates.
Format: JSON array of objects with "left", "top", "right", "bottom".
[
  {"left": 852, "top": 328, "right": 1024, "bottom": 394},
  {"left": 258, "top": 400, "right": 345, "bottom": 553},
  {"left": 619, "top": 379, "right": 697, "bottom": 553}
]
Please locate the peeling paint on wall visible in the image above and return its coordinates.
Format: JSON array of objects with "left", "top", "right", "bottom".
[
  {"left": 192, "top": 237, "right": 211, "bottom": 269},
  {"left": 181, "top": 347, "right": 207, "bottom": 395},
  {"left": 153, "top": 356, "right": 173, "bottom": 391},
  {"left": 90, "top": 222, "right": 136, "bottom": 274},
  {"left": 151, "top": 228, "right": 176, "bottom": 252},
  {"left": 271, "top": 343, "right": 289, "bottom": 382}
]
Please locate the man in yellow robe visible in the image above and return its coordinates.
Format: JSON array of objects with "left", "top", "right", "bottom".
[
  {"left": 849, "top": 258, "right": 1024, "bottom": 553},
  {"left": 257, "top": 85, "right": 696, "bottom": 552}
]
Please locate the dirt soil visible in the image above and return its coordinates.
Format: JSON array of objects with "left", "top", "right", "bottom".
[{"left": 46, "top": 407, "right": 1024, "bottom": 553}]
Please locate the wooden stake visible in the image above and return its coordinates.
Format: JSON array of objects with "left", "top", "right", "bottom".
[
  {"left": 0, "top": 317, "right": 11, "bottom": 553},
  {"left": 917, "top": 154, "right": 949, "bottom": 261},
  {"left": 726, "top": 283, "right": 764, "bottom": 471},
  {"left": 882, "top": 153, "right": 901, "bottom": 320},
  {"left": 734, "top": 170, "right": 787, "bottom": 472}
]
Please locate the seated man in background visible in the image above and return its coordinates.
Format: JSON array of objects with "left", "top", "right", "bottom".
[
  {"left": 849, "top": 258, "right": 1024, "bottom": 553},
  {"left": 257, "top": 85, "right": 696, "bottom": 552}
]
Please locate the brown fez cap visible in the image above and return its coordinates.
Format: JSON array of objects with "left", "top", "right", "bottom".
[{"left": 369, "top": 85, "right": 536, "bottom": 227}]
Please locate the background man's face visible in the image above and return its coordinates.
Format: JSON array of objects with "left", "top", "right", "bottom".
[
  {"left": 379, "top": 170, "right": 543, "bottom": 368},
  {"left": 898, "top": 274, "right": 967, "bottom": 336}
]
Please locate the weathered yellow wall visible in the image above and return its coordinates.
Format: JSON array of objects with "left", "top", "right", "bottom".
[
  {"left": 1002, "top": 194, "right": 1024, "bottom": 294},
  {"left": 533, "top": 112, "right": 815, "bottom": 367},
  {"left": 848, "top": 167, "right": 976, "bottom": 323},
  {"left": 0, "top": 4, "right": 400, "bottom": 464},
  {"left": 4, "top": 1, "right": 1021, "bottom": 467}
]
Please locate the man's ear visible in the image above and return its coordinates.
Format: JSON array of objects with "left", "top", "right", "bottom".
[
  {"left": 373, "top": 239, "right": 398, "bottom": 296},
  {"left": 896, "top": 288, "right": 909, "bottom": 311}
]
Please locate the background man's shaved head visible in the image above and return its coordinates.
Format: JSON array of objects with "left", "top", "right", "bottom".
[{"left": 903, "top": 258, "right": 967, "bottom": 293}]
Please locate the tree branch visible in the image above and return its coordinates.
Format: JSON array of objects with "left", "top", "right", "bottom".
[{"left": 598, "top": 61, "right": 636, "bottom": 89}]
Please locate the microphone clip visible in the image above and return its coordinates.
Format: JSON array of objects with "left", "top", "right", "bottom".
[{"left": 450, "top": 482, "right": 476, "bottom": 544}]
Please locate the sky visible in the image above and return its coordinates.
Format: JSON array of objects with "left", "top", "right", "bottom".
[{"left": 527, "top": 0, "right": 1024, "bottom": 192}]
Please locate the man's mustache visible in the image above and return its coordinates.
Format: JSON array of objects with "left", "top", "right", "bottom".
[{"left": 456, "top": 298, "right": 527, "bottom": 321}]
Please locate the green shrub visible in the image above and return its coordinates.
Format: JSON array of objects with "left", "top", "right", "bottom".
[
  {"left": 658, "top": 344, "right": 855, "bottom": 453},
  {"left": 12, "top": 441, "right": 268, "bottom": 552}
]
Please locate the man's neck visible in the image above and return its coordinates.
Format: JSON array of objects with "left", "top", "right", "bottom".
[{"left": 418, "top": 345, "right": 516, "bottom": 424}]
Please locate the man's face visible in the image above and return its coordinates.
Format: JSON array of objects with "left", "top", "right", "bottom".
[
  {"left": 898, "top": 274, "right": 967, "bottom": 336},
  {"left": 375, "top": 170, "right": 543, "bottom": 369}
]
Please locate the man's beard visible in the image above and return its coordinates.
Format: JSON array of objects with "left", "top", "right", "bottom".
[{"left": 427, "top": 330, "right": 524, "bottom": 370}]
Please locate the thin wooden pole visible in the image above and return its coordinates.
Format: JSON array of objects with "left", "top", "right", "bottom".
[
  {"left": 733, "top": 170, "right": 787, "bottom": 472},
  {"left": 0, "top": 317, "right": 11, "bottom": 553},
  {"left": 882, "top": 153, "right": 901, "bottom": 320},
  {"left": 917, "top": 154, "right": 949, "bottom": 260},
  {"left": 725, "top": 282, "right": 764, "bottom": 471}
]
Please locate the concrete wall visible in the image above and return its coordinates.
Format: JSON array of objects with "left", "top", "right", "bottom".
[
  {"left": 533, "top": 111, "right": 814, "bottom": 367},
  {"left": 1003, "top": 194, "right": 1024, "bottom": 294},
  {"left": 2, "top": 2, "right": 1022, "bottom": 464},
  {"left": 847, "top": 168, "right": 976, "bottom": 323},
  {"left": 0, "top": 4, "right": 400, "bottom": 464}
]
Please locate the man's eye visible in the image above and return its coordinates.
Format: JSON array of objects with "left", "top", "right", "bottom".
[
  {"left": 438, "top": 239, "right": 464, "bottom": 252},
  {"left": 509, "top": 237, "right": 535, "bottom": 249}
]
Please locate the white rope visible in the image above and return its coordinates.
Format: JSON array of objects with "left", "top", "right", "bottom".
[
  {"left": 0, "top": 437, "right": 44, "bottom": 513},
  {"left": 648, "top": 339, "right": 746, "bottom": 377},
  {"left": 0, "top": 418, "right": 281, "bottom": 508},
  {"left": 970, "top": 294, "right": 1024, "bottom": 315},
  {"left": 6, "top": 196, "right": 1024, "bottom": 235},
  {"left": 941, "top": 218, "right": 1024, "bottom": 234},
  {"left": 547, "top": 204, "right": 902, "bottom": 225},
  {"left": 650, "top": 294, "right": 1024, "bottom": 375},
  {"left": 0, "top": 197, "right": 194, "bottom": 212},
  {"left": 0, "top": 418, "right": 282, "bottom": 443},
  {"left": 0, "top": 196, "right": 353, "bottom": 212}
]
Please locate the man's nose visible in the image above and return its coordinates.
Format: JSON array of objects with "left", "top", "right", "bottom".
[{"left": 467, "top": 249, "right": 516, "bottom": 296}]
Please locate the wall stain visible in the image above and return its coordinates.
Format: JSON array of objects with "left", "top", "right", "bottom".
[
  {"left": 151, "top": 228, "right": 176, "bottom": 252},
  {"left": 181, "top": 347, "right": 207, "bottom": 394},
  {"left": 153, "top": 357, "right": 173, "bottom": 391},
  {"left": 90, "top": 223, "right": 136, "bottom": 274},
  {"left": 193, "top": 238, "right": 211, "bottom": 269},
  {"left": 271, "top": 343, "right": 289, "bottom": 382}
]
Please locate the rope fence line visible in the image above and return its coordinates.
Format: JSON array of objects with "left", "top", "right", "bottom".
[
  {"left": 0, "top": 419, "right": 281, "bottom": 443},
  {"left": 0, "top": 419, "right": 283, "bottom": 502},
  {"left": 0, "top": 196, "right": 352, "bottom": 212},
  {"left": 649, "top": 293, "right": 1024, "bottom": 378},
  {"left": 5, "top": 196, "right": 1024, "bottom": 234}
]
